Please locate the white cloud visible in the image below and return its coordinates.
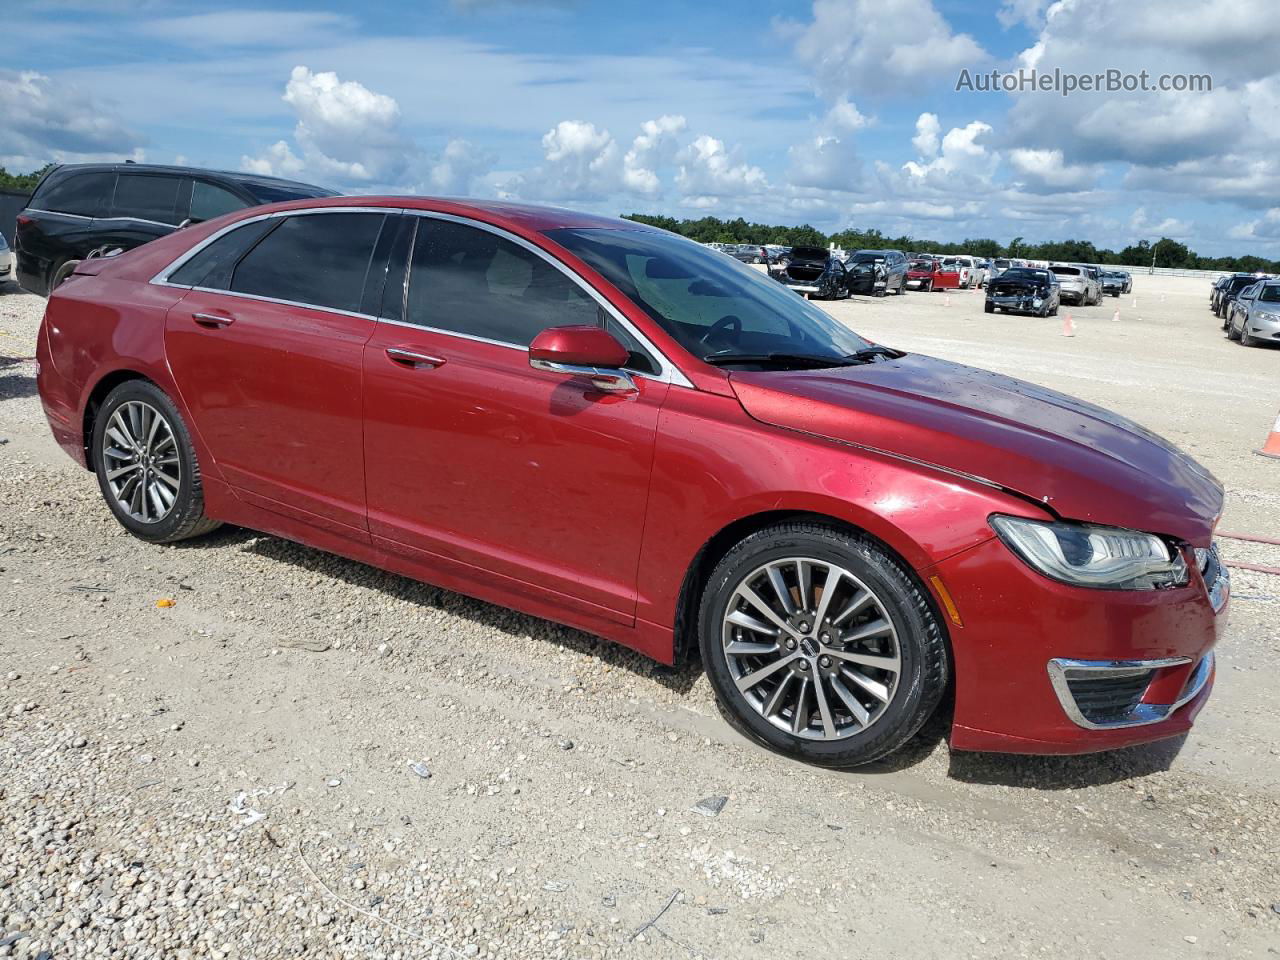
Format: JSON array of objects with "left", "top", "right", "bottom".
[
  {"left": 827, "top": 98, "right": 869, "bottom": 131},
  {"left": 622, "top": 114, "right": 686, "bottom": 195},
  {"left": 911, "top": 112, "right": 940, "bottom": 157},
  {"left": 1129, "top": 206, "right": 1192, "bottom": 240},
  {"left": 0, "top": 69, "right": 142, "bottom": 170},
  {"left": 675, "top": 135, "right": 767, "bottom": 199},
  {"left": 902, "top": 120, "right": 997, "bottom": 182},
  {"left": 1007, "top": 148, "right": 1101, "bottom": 192},
  {"left": 785, "top": 0, "right": 988, "bottom": 97},
  {"left": 141, "top": 11, "right": 357, "bottom": 48},
  {"left": 997, "top": 0, "right": 1051, "bottom": 29},
  {"left": 426, "top": 139, "right": 495, "bottom": 195}
]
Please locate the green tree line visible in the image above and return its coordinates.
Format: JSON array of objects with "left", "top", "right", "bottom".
[
  {"left": 622, "top": 213, "right": 1278, "bottom": 273},
  {"left": 0, "top": 165, "right": 53, "bottom": 192}
]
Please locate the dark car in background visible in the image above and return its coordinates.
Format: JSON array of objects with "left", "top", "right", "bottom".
[
  {"left": 985, "top": 267, "right": 1060, "bottom": 317},
  {"left": 730, "top": 244, "right": 769, "bottom": 265},
  {"left": 845, "top": 249, "right": 908, "bottom": 296},
  {"left": 15, "top": 162, "right": 336, "bottom": 296},
  {"left": 1214, "top": 273, "right": 1264, "bottom": 321},
  {"left": 773, "top": 245, "right": 850, "bottom": 299}
]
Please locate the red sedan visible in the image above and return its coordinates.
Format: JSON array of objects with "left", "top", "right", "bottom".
[
  {"left": 905, "top": 257, "right": 962, "bottom": 291},
  {"left": 35, "top": 197, "right": 1226, "bottom": 767}
]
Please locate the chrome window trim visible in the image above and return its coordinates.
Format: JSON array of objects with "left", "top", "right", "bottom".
[
  {"left": 398, "top": 209, "right": 691, "bottom": 388},
  {"left": 150, "top": 205, "right": 693, "bottom": 389},
  {"left": 1046, "top": 652, "right": 1213, "bottom": 730},
  {"left": 23, "top": 207, "right": 94, "bottom": 221}
]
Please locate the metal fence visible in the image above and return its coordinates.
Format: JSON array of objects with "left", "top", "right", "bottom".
[{"left": 0, "top": 189, "right": 31, "bottom": 247}]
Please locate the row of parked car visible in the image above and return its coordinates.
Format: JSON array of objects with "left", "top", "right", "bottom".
[
  {"left": 720, "top": 242, "right": 1134, "bottom": 318},
  {"left": 1210, "top": 272, "right": 1280, "bottom": 348}
]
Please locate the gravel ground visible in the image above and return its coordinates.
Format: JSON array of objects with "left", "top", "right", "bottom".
[{"left": 1, "top": 275, "right": 1278, "bottom": 959}]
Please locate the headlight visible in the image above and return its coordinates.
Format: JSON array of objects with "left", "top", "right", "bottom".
[
  {"left": 990, "top": 515, "right": 1189, "bottom": 590},
  {"left": 1255, "top": 310, "right": 1280, "bottom": 322}
]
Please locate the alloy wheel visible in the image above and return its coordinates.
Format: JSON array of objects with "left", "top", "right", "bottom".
[
  {"left": 720, "top": 557, "right": 901, "bottom": 741},
  {"left": 101, "top": 400, "right": 181, "bottom": 524}
]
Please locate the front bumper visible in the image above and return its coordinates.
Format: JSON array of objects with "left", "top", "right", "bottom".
[
  {"left": 1245, "top": 314, "right": 1280, "bottom": 341},
  {"left": 988, "top": 292, "right": 1046, "bottom": 312},
  {"left": 848, "top": 273, "right": 885, "bottom": 293},
  {"left": 934, "top": 535, "right": 1227, "bottom": 755}
]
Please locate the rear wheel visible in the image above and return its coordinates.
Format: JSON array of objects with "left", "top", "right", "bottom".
[
  {"left": 92, "top": 380, "right": 222, "bottom": 543},
  {"left": 698, "top": 522, "right": 948, "bottom": 768},
  {"left": 49, "top": 259, "right": 80, "bottom": 293}
]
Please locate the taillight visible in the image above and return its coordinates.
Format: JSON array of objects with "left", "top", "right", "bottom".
[{"left": 16, "top": 215, "right": 32, "bottom": 227}]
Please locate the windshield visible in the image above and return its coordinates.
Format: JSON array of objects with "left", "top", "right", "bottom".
[
  {"left": 547, "top": 228, "right": 870, "bottom": 363},
  {"left": 1229, "top": 277, "right": 1258, "bottom": 291},
  {"left": 1000, "top": 268, "right": 1051, "bottom": 283},
  {"left": 850, "top": 251, "right": 884, "bottom": 263},
  {"left": 1050, "top": 266, "right": 1081, "bottom": 277}
]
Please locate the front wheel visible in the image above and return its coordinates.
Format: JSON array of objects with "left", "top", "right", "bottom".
[
  {"left": 92, "top": 380, "right": 222, "bottom": 543},
  {"left": 698, "top": 522, "right": 949, "bottom": 768},
  {"left": 1240, "top": 321, "right": 1258, "bottom": 347},
  {"left": 984, "top": 301, "right": 995, "bottom": 313}
]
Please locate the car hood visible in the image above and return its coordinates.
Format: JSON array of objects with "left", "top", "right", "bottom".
[
  {"left": 728, "top": 353, "right": 1223, "bottom": 544},
  {"left": 989, "top": 276, "right": 1048, "bottom": 292}
]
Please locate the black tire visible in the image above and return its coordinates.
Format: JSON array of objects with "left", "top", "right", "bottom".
[
  {"left": 91, "top": 379, "right": 222, "bottom": 543},
  {"left": 1240, "top": 321, "right": 1258, "bottom": 347},
  {"left": 1227, "top": 316, "right": 1241, "bottom": 340},
  {"left": 984, "top": 301, "right": 994, "bottom": 313},
  {"left": 697, "top": 521, "right": 949, "bottom": 768}
]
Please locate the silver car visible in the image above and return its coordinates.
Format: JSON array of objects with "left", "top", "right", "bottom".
[
  {"left": 1049, "top": 264, "right": 1093, "bottom": 305},
  {"left": 0, "top": 232, "right": 14, "bottom": 286},
  {"left": 1227, "top": 280, "right": 1280, "bottom": 347}
]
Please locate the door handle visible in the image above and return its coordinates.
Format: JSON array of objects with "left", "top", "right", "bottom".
[
  {"left": 192, "top": 312, "right": 234, "bottom": 328},
  {"left": 386, "top": 347, "right": 447, "bottom": 369}
]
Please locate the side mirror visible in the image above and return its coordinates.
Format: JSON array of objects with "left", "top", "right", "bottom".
[{"left": 528, "top": 325, "right": 636, "bottom": 394}]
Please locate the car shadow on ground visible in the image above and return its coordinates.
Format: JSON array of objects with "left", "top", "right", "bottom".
[
  {"left": 170, "top": 525, "right": 706, "bottom": 697},
  {"left": 0, "top": 358, "right": 38, "bottom": 402},
  {"left": 170, "top": 525, "right": 1190, "bottom": 783},
  {"left": 946, "top": 734, "right": 1186, "bottom": 789}
]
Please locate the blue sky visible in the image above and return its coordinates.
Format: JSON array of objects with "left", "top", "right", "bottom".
[{"left": 4, "top": 0, "right": 1278, "bottom": 255}]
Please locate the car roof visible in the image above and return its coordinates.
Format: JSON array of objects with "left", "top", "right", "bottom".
[
  {"left": 43, "top": 161, "right": 335, "bottom": 196},
  {"left": 212, "top": 194, "right": 667, "bottom": 235}
]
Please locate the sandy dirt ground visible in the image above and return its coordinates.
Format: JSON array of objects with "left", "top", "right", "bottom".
[{"left": 0, "top": 272, "right": 1277, "bottom": 959}]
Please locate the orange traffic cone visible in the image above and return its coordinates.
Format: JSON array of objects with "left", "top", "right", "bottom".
[
  {"left": 1259, "top": 410, "right": 1280, "bottom": 460},
  {"left": 944, "top": 293, "right": 951, "bottom": 307},
  {"left": 1111, "top": 308, "right": 1120, "bottom": 322},
  {"left": 1061, "top": 312, "right": 1075, "bottom": 337}
]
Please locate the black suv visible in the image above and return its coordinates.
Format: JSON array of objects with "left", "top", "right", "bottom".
[
  {"left": 845, "top": 249, "right": 908, "bottom": 296},
  {"left": 15, "top": 163, "right": 337, "bottom": 296}
]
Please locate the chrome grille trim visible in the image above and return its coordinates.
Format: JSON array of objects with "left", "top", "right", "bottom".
[{"left": 1047, "top": 652, "right": 1214, "bottom": 730}]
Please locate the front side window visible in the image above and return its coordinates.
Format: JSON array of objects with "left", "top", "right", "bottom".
[
  {"left": 548, "top": 227, "right": 871, "bottom": 363},
  {"left": 190, "top": 181, "right": 246, "bottom": 223},
  {"left": 113, "top": 174, "right": 182, "bottom": 224},
  {"left": 406, "top": 219, "right": 601, "bottom": 346},
  {"left": 36, "top": 172, "right": 117, "bottom": 217},
  {"left": 230, "top": 212, "right": 385, "bottom": 314}
]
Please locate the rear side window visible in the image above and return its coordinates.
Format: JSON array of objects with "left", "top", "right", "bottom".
[
  {"left": 230, "top": 212, "right": 385, "bottom": 314},
  {"left": 405, "top": 219, "right": 600, "bottom": 346},
  {"left": 190, "top": 181, "right": 246, "bottom": 223},
  {"left": 36, "top": 172, "right": 117, "bottom": 217},
  {"left": 113, "top": 174, "right": 183, "bottom": 224},
  {"left": 167, "top": 218, "right": 278, "bottom": 289}
]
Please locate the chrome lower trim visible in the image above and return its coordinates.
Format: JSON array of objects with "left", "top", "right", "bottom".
[{"left": 1047, "top": 652, "right": 1213, "bottom": 730}]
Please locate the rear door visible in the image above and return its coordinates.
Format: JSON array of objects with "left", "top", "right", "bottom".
[
  {"left": 163, "top": 209, "right": 391, "bottom": 536},
  {"left": 94, "top": 173, "right": 185, "bottom": 252}
]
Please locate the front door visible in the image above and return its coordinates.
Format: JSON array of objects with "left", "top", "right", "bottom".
[{"left": 362, "top": 216, "right": 669, "bottom": 622}]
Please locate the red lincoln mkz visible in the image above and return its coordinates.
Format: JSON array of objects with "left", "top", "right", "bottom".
[{"left": 35, "top": 196, "right": 1228, "bottom": 767}]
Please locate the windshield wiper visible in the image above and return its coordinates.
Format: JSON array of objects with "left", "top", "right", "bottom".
[
  {"left": 701, "top": 351, "right": 862, "bottom": 368},
  {"left": 843, "top": 346, "right": 903, "bottom": 363}
]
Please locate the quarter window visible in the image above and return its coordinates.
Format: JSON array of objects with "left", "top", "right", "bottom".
[
  {"left": 113, "top": 174, "right": 183, "bottom": 224},
  {"left": 406, "top": 220, "right": 600, "bottom": 346},
  {"left": 36, "top": 172, "right": 117, "bottom": 218},
  {"left": 190, "top": 181, "right": 246, "bottom": 223},
  {"left": 167, "top": 218, "right": 278, "bottom": 289},
  {"left": 230, "top": 212, "right": 385, "bottom": 314}
]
